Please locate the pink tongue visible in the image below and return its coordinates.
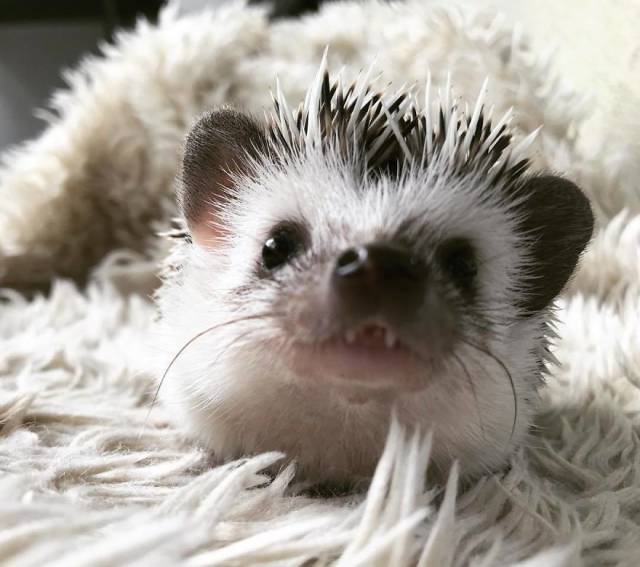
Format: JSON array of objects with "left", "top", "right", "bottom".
[{"left": 352, "top": 324, "right": 387, "bottom": 347}]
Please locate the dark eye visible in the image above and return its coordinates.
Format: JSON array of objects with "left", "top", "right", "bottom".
[
  {"left": 438, "top": 238, "right": 478, "bottom": 287},
  {"left": 261, "top": 224, "right": 303, "bottom": 271}
]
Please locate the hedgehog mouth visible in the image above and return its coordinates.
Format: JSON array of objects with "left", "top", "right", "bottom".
[
  {"left": 288, "top": 321, "right": 428, "bottom": 393},
  {"left": 343, "top": 322, "right": 401, "bottom": 349}
]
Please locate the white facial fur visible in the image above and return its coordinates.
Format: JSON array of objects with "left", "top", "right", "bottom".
[
  {"left": 152, "top": 59, "right": 592, "bottom": 483},
  {"left": 154, "top": 149, "right": 549, "bottom": 482}
]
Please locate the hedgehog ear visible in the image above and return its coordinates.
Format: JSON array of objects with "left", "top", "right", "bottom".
[
  {"left": 179, "top": 109, "right": 267, "bottom": 247},
  {"left": 514, "top": 175, "right": 594, "bottom": 314}
]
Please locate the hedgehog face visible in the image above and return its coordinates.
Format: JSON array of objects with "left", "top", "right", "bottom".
[
  {"left": 208, "top": 149, "right": 524, "bottom": 396},
  {"left": 156, "top": 60, "right": 593, "bottom": 481}
]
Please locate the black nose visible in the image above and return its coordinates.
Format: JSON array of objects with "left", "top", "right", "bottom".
[
  {"left": 335, "top": 244, "right": 423, "bottom": 281},
  {"left": 333, "top": 243, "right": 426, "bottom": 319}
]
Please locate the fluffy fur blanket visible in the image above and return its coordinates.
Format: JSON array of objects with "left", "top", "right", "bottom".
[{"left": 1, "top": 1, "right": 639, "bottom": 565}]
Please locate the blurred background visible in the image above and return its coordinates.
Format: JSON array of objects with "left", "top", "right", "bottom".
[
  {"left": 1, "top": 0, "right": 161, "bottom": 152},
  {"left": 1, "top": 0, "right": 639, "bottom": 157},
  {"left": 0, "top": 0, "right": 311, "bottom": 153}
]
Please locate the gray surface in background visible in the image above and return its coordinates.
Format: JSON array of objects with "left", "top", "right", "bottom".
[
  {"left": 0, "top": 0, "right": 235, "bottom": 155},
  {"left": 0, "top": 23, "right": 104, "bottom": 154},
  {"left": 176, "top": 0, "right": 233, "bottom": 15}
]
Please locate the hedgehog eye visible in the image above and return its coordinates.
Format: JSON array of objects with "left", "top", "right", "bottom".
[
  {"left": 438, "top": 238, "right": 478, "bottom": 287},
  {"left": 261, "top": 224, "right": 304, "bottom": 271}
]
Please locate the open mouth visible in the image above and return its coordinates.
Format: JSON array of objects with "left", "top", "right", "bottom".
[
  {"left": 289, "top": 321, "right": 428, "bottom": 391},
  {"left": 345, "top": 323, "right": 400, "bottom": 349}
]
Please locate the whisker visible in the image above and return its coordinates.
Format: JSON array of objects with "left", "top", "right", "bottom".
[
  {"left": 450, "top": 351, "right": 487, "bottom": 443},
  {"left": 192, "top": 328, "right": 283, "bottom": 413},
  {"left": 458, "top": 338, "right": 518, "bottom": 441},
  {"left": 142, "top": 311, "right": 283, "bottom": 430}
]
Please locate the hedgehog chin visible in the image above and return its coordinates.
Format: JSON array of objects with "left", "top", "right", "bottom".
[{"left": 284, "top": 336, "right": 430, "bottom": 396}]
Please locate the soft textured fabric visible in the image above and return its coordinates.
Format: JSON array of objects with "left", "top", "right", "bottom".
[{"left": 0, "top": 1, "right": 639, "bottom": 565}]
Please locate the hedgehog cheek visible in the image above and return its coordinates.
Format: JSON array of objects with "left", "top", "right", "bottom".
[
  {"left": 514, "top": 174, "right": 595, "bottom": 314},
  {"left": 178, "top": 108, "right": 268, "bottom": 248}
]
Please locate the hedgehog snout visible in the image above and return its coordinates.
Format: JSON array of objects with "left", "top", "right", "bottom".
[{"left": 331, "top": 242, "right": 427, "bottom": 324}]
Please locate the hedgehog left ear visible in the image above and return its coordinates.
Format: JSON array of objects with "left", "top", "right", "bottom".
[
  {"left": 179, "top": 109, "right": 268, "bottom": 247},
  {"left": 515, "top": 175, "right": 594, "bottom": 314}
]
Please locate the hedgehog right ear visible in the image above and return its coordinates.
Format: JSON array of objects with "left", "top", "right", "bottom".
[
  {"left": 514, "top": 174, "right": 594, "bottom": 315},
  {"left": 179, "top": 109, "right": 267, "bottom": 247}
]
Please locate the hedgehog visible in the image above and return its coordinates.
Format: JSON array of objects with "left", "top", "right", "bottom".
[{"left": 152, "top": 53, "right": 594, "bottom": 483}]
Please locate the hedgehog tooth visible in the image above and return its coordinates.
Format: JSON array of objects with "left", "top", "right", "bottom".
[
  {"left": 384, "top": 329, "right": 397, "bottom": 349},
  {"left": 345, "top": 329, "right": 356, "bottom": 344}
]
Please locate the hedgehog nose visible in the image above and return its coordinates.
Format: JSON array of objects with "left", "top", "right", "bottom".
[{"left": 333, "top": 243, "right": 426, "bottom": 319}]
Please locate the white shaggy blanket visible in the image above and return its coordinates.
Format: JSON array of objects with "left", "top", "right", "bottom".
[{"left": 1, "top": 1, "right": 640, "bottom": 565}]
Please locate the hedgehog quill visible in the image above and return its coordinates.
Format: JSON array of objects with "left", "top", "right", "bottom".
[{"left": 153, "top": 55, "right": 594, "bottom": 483}]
